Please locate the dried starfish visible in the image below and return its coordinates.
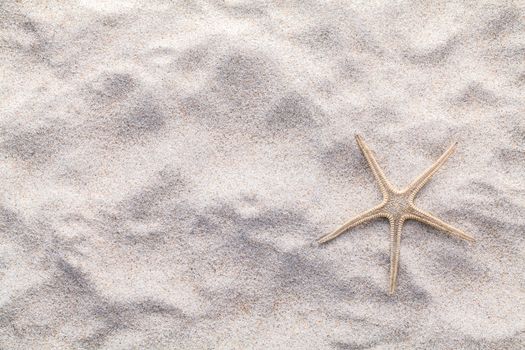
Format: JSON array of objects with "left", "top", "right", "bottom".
[{"left": 318, "top": 135, "right": 474, "bottom": 294}]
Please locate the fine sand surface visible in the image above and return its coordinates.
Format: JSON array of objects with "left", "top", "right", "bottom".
[{"left": 1, "top": 1, "right": 524, "bottom": 349}]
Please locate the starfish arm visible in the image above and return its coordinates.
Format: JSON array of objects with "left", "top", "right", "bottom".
[
  {"left": 317, "top": 205, "right": 383, "bottom": 244},
  {"left": 409, "top": 207, "right": 474, "bottom": 242},
  {"left": 407, "top": 142, "right": 457, "bottom": 198},
  {"left": 355, "top": 135, "right": 392, "bottom": 196},
  {"left": 388, "top": 217, "right": 404, "bottom": 294}
]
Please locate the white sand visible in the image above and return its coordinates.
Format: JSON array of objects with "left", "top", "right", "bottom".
[{"left": 1, "top": 1, "right": 524, "bottom": 349}]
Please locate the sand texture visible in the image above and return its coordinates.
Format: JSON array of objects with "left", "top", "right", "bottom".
[{"left": 1, "top": 1, "right": 524, "bottom": 349}]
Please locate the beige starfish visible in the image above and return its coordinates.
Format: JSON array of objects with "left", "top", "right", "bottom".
[{"left": 318, "top": 135, "right": 475, "bottom": 294}]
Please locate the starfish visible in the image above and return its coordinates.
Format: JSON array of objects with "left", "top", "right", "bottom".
[{"left": 318, "top": 135, "right": 475, "bottom": 294}]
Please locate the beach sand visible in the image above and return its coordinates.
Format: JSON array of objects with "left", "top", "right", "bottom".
[{"left": 0, "top": 1, "right": 524, "bottom": 349}]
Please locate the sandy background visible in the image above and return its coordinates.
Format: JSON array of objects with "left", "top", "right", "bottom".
[{"left": 1, "top": 0, "right": 524, "bottom": 349}]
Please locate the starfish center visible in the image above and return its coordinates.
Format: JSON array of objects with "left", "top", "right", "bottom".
[{"left": 384, "top": 192, "right": 410, "bottom": 217}]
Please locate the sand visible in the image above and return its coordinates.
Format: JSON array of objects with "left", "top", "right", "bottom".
[{"left": 0, "top": 1, "right": 524, "bottom": 349}]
